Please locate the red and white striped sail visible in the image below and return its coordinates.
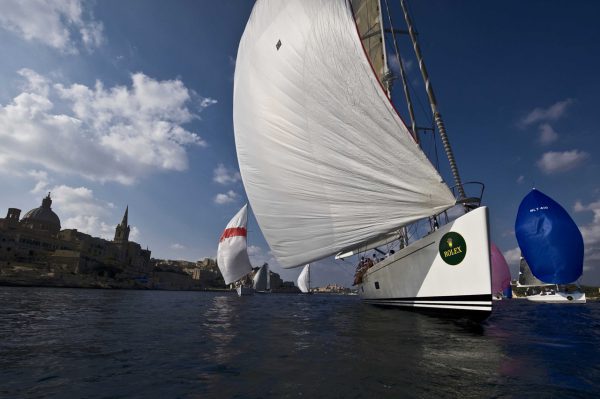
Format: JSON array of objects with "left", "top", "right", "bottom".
[
  {"left": 233, "top": 0, "right": 455, "bottom": 268},
  {"left": 217, "top": 204, "right": 252, "bottom": 285}
]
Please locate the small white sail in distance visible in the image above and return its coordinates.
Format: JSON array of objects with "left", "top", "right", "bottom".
[
  {"left": 253, "top": 263, "right": 269, "bottom": 291},
  {"left": 233, "top": 0, "right": 456, "bottom": 268},
  {"left": 297, "top": 264, "right": 311, "bottom": 293},
  {"left": 217, "top": 204, "right": 253, "bottom": 285}
]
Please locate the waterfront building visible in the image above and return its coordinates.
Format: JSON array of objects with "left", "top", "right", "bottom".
[{"left": 0, "top": 193, "right": 151, "bottom": 279}]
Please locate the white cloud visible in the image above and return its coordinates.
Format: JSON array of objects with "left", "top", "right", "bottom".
[
  {"left": 29, "top": 169, "right": 50, "bottom": 193},
  {"left": 538, "top": 123, "right": 558, "bottom": 145},
  {"left": 247, "top": 245, "right": 262, "bottom": 256},
  {"left": 62, "top": 214, "right": 115, "bottom": 240},
  {"left": 0, "top": 0, "right": 104, "bottom": 52},
  {"left": 213, "top": 164, "right": 241, "bottom": 185},
  {"left": 51, "top": 184, "right": 111, "bottom": 217},
  {"left": 537, "top": 150, "right": 589, "bottom": 174},
  {"left": 170, "top": 243, "right": 185, "bottom": 250},
  {"left": 521, "top": 98, "right": 574, "bottom": 127},
  {"left": 503, "top": 246, "right": 521, "bottom": 279},
  {"left": 574, "top": 201, "right": 586, "bottom": 213},
  {"left": 199, "top": 97, "right": 217, "bottom": 108},
  {"left": 21, "top": 177, "right": 145, "bottom": 243},
  {"left": 0, "top": 69, "right": 209, "bottom": 185},
  {"left": 388, "top": 56, "right": 413, "bottom": 76},
  {"left": 574, "top": 199, "right": 600, "bottom": 282},
  {"left": 214, "top": 190, "right": 238, "bottom": 205},
  {"left": 31, "top": 183, "right": 136, "bottom": 241},
  {"left": 516, "top": 175, "right": 525, "bottom": 184}
]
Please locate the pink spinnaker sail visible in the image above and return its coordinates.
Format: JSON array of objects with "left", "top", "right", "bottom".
[{"left": 491, "top": 243, "right": 511, "bottom": 294}]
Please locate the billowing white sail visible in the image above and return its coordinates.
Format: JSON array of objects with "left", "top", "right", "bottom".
[
  {"left": 297, "top": 264, "right": 311, "bottom": 293},
  {"left": 217, "top": 205, "right": 252, "bottom": 285},
  {"left": 234, "top": 0, "right": 456, "bottom": 268},
  {"left": 253, "top": 263, "right": 270, "bottom": 291}
]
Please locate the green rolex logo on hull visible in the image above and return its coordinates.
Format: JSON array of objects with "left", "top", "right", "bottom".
[{"left": 439, "top": 232, "right": 467, "bottom": 265}]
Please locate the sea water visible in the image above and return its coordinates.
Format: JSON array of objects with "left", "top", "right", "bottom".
[{"left": 1, "top": 287, "right": 599, "bottom": 398}]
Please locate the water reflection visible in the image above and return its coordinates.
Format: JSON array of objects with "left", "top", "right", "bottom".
[{"left": 202, "top": 294, "right": 239, "bottom": 364}]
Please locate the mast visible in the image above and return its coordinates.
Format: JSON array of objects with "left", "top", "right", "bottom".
[
  {"left": 399, "top": 0, "right": 466, "bottom": 200},
  {"left": 382, "top": 0, "right": 417, "bottom": 141}
]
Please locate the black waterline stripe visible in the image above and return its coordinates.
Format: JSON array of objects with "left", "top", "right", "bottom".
[
  {"left": 363, "top": 300, "right": 492, "bottom": 308},
  {"left": 365, "top": 294, "right": 492, "bottom": 302}
]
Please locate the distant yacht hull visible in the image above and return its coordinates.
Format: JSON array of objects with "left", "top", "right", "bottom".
[
  {"left": 236, "top": 286, "right": 254, "bottom": 296},
  {"left": 359, "top": 207, "right": 492, "bottom": 321},
  {"left": 526, "top": 291, "right": 586, "bottom": 304}
]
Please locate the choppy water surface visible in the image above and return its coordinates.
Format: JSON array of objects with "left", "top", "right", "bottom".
[{"left": 1, "top": 287, "right": 599, "bottom": 398}]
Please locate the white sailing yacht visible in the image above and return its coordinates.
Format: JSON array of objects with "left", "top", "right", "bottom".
[
  {"left": 297, "top": 264, "right": 311, "bottom": 294},
  {"left": 518, "top": 257, "right": 586, "bottom": 304},
  {"left": 217, "top": 204, "right": 254, "bottom": 296},
  {"left": 233, "top": 0, "right": 492, "bottom": 319},
  {"left": 253, "top": 263, "right": 271, "bottom": 293}
]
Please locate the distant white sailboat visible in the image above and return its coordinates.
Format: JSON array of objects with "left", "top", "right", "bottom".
[
  {"left": 233, "top": 0, "right": 492, "bottom": 319},
  {"left": 217, "top": 204, "right": 254, "bottom": 296},
  {"left": 253, "top": 263, "right": 270, "bottom": 293},
  {"left": 297, "top": 264, "right": 311, "bottom": 294}
]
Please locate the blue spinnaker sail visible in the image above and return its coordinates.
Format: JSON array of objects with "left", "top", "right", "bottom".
[{"left": 515, "top": 189, "right": 584, "bottom": 284}]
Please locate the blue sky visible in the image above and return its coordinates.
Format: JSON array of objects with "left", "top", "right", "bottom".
[{"left": 0, "top": 0, "right": 598, "bottom": 287}]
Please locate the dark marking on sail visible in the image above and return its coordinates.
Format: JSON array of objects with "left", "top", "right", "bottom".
[{"left": 276, "top": 39, "right": 282, "bottom": 50}]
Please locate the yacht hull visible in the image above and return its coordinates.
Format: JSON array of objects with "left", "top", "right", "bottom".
[
  {"left": 359, "top": 207, "right": 492, "bottom": 321},
  {"left": 526, "top": 291, "right": 586, "bottom": 303}
]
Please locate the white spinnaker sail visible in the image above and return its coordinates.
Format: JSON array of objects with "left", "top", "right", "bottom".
[
  {"left": 217, "top": 205, "right": 252, "bottom": 285},
  {"left": 297, "top": 264, "right": 311, "bottom": 293},
  {"left": 234, "top": 0, "right": 456, "bottom": 268}
]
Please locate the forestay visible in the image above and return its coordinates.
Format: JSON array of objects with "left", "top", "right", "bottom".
[
  {"left": 234, "top": 0, "right": 456, "bottom": 268},
  {"left": 217, "top": 204, "right": 253, "bottom": 285}
]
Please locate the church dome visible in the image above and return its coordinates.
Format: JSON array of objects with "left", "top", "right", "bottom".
[{"left": 21, "top": 193, "right": 61, "bottom": 234}]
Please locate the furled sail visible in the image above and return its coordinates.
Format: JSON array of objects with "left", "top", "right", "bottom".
[
  {"left": 217, "top": 204, "right": 253, "bottom": 285},
  {"left": 233, "top": 0, "right": 456, "bottom": 268},
  {"left": 297, "top": 264, "right": 311, "bottom": 293},
  {"left": 515, "top": 189, "right": 584, "bottom": 284},
  {"left": 253, "top": 263, "right": 270, "bottom": 291}
]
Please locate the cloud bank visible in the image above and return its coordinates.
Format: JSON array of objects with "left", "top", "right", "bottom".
[
  {"left": 537, "top": 150, "right": 589, "bottom": 174},
  {"left": 0, "top": 0, "right": 104, "bottom": 52},
  {"left": 0, "top": 69, "right": 213, "bottom": 184}
]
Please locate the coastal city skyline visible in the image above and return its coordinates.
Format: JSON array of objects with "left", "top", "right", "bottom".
[{"left": 0, "top": 1, "right": 599, "bottom": 287}]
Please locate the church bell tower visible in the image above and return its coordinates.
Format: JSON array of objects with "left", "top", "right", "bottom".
[{"left": 114, "top": 206, "right": 130, "bottom": 244}]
